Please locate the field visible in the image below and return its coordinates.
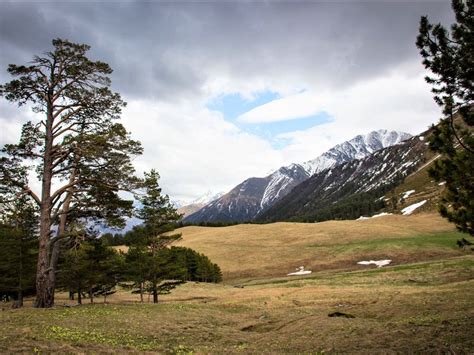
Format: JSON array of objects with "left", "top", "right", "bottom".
[{"left": 2, "top": 213, "right": 474, "bottom": 353}]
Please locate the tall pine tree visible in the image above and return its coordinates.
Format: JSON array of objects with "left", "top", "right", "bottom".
[
  {"left": 134, "top": 170, "right": 182, "bottom": 303},
  {"left": 416, "top": 0, "right": 474, "bottom": 236},
  {"left": 0, "top": 39, "right": 142, "bottom": 307}
]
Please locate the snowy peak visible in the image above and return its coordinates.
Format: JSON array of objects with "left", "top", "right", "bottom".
[
  {"left": 184, "top": 129, "right": 411, "bottom": 224},
  {"left": 302, "top": 130, "right": 411, "bottom": 176},
  {"left": 191, "top": 191, "right": 225, "bottom": 205}
]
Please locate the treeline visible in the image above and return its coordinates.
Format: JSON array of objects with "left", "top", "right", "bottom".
[
  {"left": 58, "top": 238, "right": 222, "bottom": 304},
  {"left": 1, "top": 230, "right": 222, "bottom": 305},
  {"left": 0, "top": 198, "right": 37, "bottom": 306},
  {"left": 0, "top": 170, "right": 223, "bottom": 306}
]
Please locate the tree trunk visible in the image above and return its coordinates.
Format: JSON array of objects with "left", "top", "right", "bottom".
[
  {"left": 77, "top": 288, "right": 82, "bottom": 304},
  {"left": 89, "top": 288, "right": 94, "bottom": 304},
  {"left": 16, "top": 290, "right": 23, "bottom": 308},
  {"left": 34, "top": 105, "right": 55, "bottom": 308},
  {"left": 69, "top": 290, "right": 74, "bottom": 300},
  {"left": 152, "top": 283, "right": 158, "bottom": 304},
  {"left": 140, "top": 282, "right": 144, "bottom": 303},
  {"left": 17, "top": 236, "right": 24, "bottom": 308}
]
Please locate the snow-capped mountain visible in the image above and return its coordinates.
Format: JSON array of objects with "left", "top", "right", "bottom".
[
  {"left": 184, "top": 129, "right": 411, "bottom": 223},
  {"left": 191, "top": 191, "right": 225, "bottom": 205},
  {"left": 257, "top": 133, "right": 428, "bottom": 222},
  {"left": 301, "top": 129, "right": 412, "bottom": 175},
  {"left": 175, "top": 191, "right": 225, "bottom": 218}
]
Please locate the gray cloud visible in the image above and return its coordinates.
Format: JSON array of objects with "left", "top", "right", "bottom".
[
  {"left": 1, "top": 1, "right": 454, "bottom": 102},
  {"left": 0, "top": 0, "right": 456, "bottom": 201}
]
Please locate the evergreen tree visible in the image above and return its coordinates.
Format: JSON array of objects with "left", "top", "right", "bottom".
[
  {"left": 132, "top": 169, "right": 182, "bottom": 303},
  {"left": 0, "top": 197, "right": 38, "bottom": 307},
  {"left": 124, "top": 244, "right": 149, "bottom": 302},
  {"left": 416, "top": 0, "right": 474, "bottom": 236},
  {"left": 58, "top": 237, "right": 122, "bottom": 304},
  {"left": 0, "top": 39, "right": 142, "bottom": 307}
]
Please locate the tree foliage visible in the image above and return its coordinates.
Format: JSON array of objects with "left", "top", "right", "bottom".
[
  {"left": 58, "top": 237, "right": 123, "bottom": 304},
  {"left": 0, "top": 39, "right": 142, "bottom": 307},
  {"left": 0, "top": 197, "right": 38, "bottom": 307},
  {"left": 416, "top": 0, "right": 474, "bottom": 236}
]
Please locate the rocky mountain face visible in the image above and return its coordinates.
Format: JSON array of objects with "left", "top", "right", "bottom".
[
  {"left": 184, "top": 164, "right": 309, "bottom": 223},
  {"left": 184, "top": 129, "right": 411, "bottom": 223},
  {"left": 256, "top": 133, "right": 429, "bottom": 222},
  {"left": 301, "top": 129, "right": 412, "bottom": 175}
]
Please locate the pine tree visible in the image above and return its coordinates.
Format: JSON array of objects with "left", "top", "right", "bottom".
[
  {"left": 416, "top": 0, "right": 474, "bottom": 236},
  {"left": 0, "top": 39, "right": 142, "bottom": 307},
  {"left": 59, "top": 237, "right": 122, "bottom": 304},
  {"left": 133, "top": 169, "right": 182, "bottom": 303},
  {"left": 0, "top": 197, "right": 38, "bottom": 307}
]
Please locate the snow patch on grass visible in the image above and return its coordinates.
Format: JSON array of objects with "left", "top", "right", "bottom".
[
  {"left": 402, "top": 190, "right": 415, "bottom": 199},
  {"left": 402, "top": 200, "right": 427, "bottom": 215}
]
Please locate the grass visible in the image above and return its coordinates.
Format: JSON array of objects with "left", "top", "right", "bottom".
[
  {"left": 2, "top": 213, "right": 473, "bottom": 353},
  {"left": 173, "top": 213, "right": 465, "bottom": 281}
]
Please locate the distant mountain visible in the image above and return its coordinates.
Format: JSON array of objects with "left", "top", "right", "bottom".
[
  {"left": 184, "top": 129, "right": 411, "bottom": 223},
  {"left": 176, "top": 191, "right": 225, "bottom": 219},
  {"left": 256, "top": 133, "right": 429, "bottom": 222}
]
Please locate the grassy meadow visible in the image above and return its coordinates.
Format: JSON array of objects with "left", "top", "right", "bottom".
[{"left": 2, "top": 213, "right": 474, "bottom": 353}]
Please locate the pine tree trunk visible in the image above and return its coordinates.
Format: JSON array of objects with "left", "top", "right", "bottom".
[
  {"left": 152, "top": 283, "right": 158, "bottom": 304},
  {"left": 89, "top": 289, "right": 94, "bottom": 304},
  {"left": 140, "top": 282, "right": 144, "bottom": 303},
  {"left": 77, "top": 288, "right": 82, "bottom": 305},
  {"left": 17, "top": 236, "right": 24, "bottom": 308},
  {"left": 34, "top": 106, "right": 55, "bottom": 308},
  {"left": 17, "top": 290, "right": 23, "bottom": 308}
]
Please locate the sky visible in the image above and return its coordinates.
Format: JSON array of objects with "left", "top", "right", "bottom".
[{"left": 0, "top": 0, "right": 455, "bottom": 203}]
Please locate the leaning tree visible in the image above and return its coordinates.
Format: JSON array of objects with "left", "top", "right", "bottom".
[
  {"left": 417, "top": 0, "right": 473, "bottom": 236},
  {"left": 0, "top": 39, "right": 142, "bottom": 307}
]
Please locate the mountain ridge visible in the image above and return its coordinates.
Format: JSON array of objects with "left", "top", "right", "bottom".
[{"left": 184, "top": 129, "right": 411, "bottom": 223}]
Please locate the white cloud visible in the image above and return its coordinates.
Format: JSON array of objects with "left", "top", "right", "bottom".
[
  {"left": 233, "top": 66, "right": 441, "bottom": 165},
  {"left": 237, "top": 91, "right": 317, "bottom": 124},
  {"left": 121, "top": 100, "right": 284, "bottom": 202}
]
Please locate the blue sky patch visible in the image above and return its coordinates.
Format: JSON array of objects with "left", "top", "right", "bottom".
[
  {"left": 207, "top": 91, "right": 333, "bottom": 148},
  {"left": 207, "top": 91, "right": 281, "bottom": 121}
]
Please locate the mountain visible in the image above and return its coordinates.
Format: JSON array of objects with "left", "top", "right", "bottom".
[
  {"left": 184, "top": 129, "right": 411, "bottom": 223},
  {"left": 256, "top": 132, "right": 430, "bottom": 223},
  {"left": 177, "top": 191, "right": 225, "bottom": 218},
  {"left": 184, "top": 164, "right": 310, "bottom": 223}
]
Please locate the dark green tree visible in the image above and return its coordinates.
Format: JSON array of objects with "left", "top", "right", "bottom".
[
  {"left": 124, "top": 244, "right": 149, "bottom": 302},
  {"left": 129, "top": 170, "right": 182, "bottom": 303},
  {"left": 0, "top": 39, "right": 142, "bottom": 308},
  {"left": 136, "top": 169, "right": 182, "bottom": 242},
  {"left": 417, "top": 0, "right": 474, "bottom": 235},
  {"left": 0, "top": 197, "right": 38, "bottom": 307},
  {"left": 58, "top": 237, "right": 123, "bottom": 304}
]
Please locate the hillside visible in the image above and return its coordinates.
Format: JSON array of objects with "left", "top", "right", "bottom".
[
  {"left": 174, "top": 213, "right": 464, "bottom": 281},
  {"left": 257, "top": 131, "right": 432, "bottom": 223}
]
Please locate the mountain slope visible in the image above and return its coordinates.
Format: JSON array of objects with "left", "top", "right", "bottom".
[
  {"left": 184, "top": 130, "right": 410, "bottom": 223},
  {"left": 184, "top": 164, "right": 309, "bottom": 223},
  {"left": 302, "top": 129, "right": 412, "bottom": 175},
  {"left": 256, "top": 133, "right": 429, "bottom": 222}
]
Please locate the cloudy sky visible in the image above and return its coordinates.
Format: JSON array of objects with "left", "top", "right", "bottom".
[{"left": 0, "top": 0, "right": 454, "bottom": 202}]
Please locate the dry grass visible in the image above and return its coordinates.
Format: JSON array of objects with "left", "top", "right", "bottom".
[
  {"left": 2, "top": 213, "right": 473, "bottom": 353},
  {"left": 173, "top": 213, "right": 464, "bottom": 281},
  {"left": 2, "top": 256, "right": 473, "bottom": 353}
]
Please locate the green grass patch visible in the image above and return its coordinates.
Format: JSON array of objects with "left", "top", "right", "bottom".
[{"left": 308, "top": 231, "right": 464, "bottom": 254}]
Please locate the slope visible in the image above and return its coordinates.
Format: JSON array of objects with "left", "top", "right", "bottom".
[
  {"left": 257, "top": 132, "right": 429, "bottom": 223},
  {"left": 174, "top": 213, "right": 465, "bottom": 281}
]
